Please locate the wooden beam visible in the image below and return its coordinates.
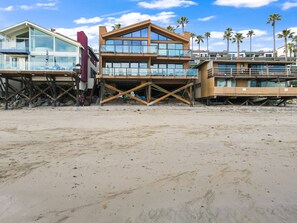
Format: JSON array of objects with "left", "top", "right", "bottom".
[
  {"left": 149, "top": 82, "right": 193, "bottom": 106},
  {"left": 146, "top": 84, "right": 151, "bottom": 103},
  {"left": 103, "top": 83, "right": 149, "bottom": 105},
  {"left": 100, "top": 82, "right": 151, "bottom": 105},
  {"left": 5, "top": 77, "right": 8, "bottom": 110}
]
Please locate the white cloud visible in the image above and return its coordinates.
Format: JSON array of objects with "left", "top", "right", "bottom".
[
  {"left": 56, "top": 11, "right": 176, "bottom": 47},
  {"left": 108, "top": 11, "right": 176, "bottom": 26},
  {"left": 0, "top": 6, "right": 14, "bottom": 11},
  {"left": 74, "top": 17, "right": 103, "bottom": 25},
  {"left": 214, "top": 0, "right": 277, "bottom": 8},
  {"left": 212, "top": 41, "right": 225, "bottom": 45},
  {"left": 4, "top": 1, "right": 58, "bottom": 11},
  {"left": 282, "top": 1, "right": 297, "bottom": 10},
  {"left": 238, "top": 29, "right": 267, "bottom": 37},
  {"left": 138, "top": 0, "right": 197, "bottom": 9},
  {"left": 198, "top": 16, "right": 215, "bottom": 21},
  {"left": 210, "top": 31, "right": 224, "bottom": 39}
]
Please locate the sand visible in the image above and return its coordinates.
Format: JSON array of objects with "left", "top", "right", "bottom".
[{"left": 0, "top": 105, "right": 297, "bottom": 223}]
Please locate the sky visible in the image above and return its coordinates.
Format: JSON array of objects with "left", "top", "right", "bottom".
[{"left": 0, "top": 0, "right": 297, "bottom": 52}]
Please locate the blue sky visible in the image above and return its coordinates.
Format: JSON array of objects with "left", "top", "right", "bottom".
[{"left": 0, "top": 0, "right": 297, "bottom": 51}]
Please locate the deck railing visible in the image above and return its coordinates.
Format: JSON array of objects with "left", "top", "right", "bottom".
[
  {"left": 0, "top": 61, "right": 75, "bottom": 71},
  {"left": 0, "top": 39, "right": 29, "bottom": 52},
  {"left": 100, "top": 45, "right": 192, "bottom": 57},
  {"left": 102, "top": 68, "right": 198, "bottom": 77},
  {"left": 208, "top": 68, "right": 297, "bottom": 77}
]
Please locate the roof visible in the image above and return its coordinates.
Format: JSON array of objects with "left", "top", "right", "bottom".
[
  {"left": 101, "top": 20, "right": 189, "bottom": 43},
  {"left": 0, "top": 21, "right": 83, "bottom": 48}
]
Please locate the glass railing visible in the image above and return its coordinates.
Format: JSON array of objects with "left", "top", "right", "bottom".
[
  {"left": 0, "top": 61, "right": 75, "bottom": 71},
  {"left": 157, "top": 49, "right": 192, "bottom": 58},
  {"left": 0, "top": 39, "right": 29, "bottom": 52},
  {"left": 102, "top": 68, "right": 198, "bottom": 77},
  {"left": 100, "top": 45, "right": 158, "bottom": 54},
  {"left": 100, "top": 45, "right": 192, "bottom": 57}
]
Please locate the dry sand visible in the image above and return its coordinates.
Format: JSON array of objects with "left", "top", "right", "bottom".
[{"left": 0, "top": 105, "right": 297, "bottom": 223}]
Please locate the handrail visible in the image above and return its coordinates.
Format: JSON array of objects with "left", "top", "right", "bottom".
[
  {"left": 208, "top": 68, "right": 297, "bottom": 76},
  {"left": 100, "top": 44, "right": 192, "bottom": 57},
  {"left": 102, "top": 68, "right": 198, "bottom": 77}
]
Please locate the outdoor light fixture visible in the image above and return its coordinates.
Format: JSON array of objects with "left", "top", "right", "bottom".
[{"left": 74, "top": 64, "right": 82, "bottom": 75}]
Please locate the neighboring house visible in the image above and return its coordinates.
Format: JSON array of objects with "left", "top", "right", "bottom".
[
  {"left": 98, "top": 20, "right": 198, "bottom": 106},
  {"left": 0, "top": 21, "right": 98, "bottom": 108},
  {"left": 195, "top": 59, "right": 297, "bottom": 105}
]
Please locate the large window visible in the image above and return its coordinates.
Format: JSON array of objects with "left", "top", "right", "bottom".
[
  {"left": 16, "top": 32, "right": 29, "bottom": 51},
  {"left": 216, "top": 79, "right": 236, "bottom": 87},
  {"left": 30, "top": 29, "right": 54, "bottom": 52},
  {"left": 150, "top": 31, "right": 172, "bottom": 41},
  {"left": 54, "top": 57, "right": 76, "bottom": 70},
  {"left": 120, "top": 28, "right": 148, "bottom": 38},
  {"left": 55, "top": 38, "right": 77, "bottom": 52}
]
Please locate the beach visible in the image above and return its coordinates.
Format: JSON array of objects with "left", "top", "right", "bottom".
[{"left": 0, "top": 105, "right": 297, "bottom": 223}]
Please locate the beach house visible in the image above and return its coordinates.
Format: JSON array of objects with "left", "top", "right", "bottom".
[
  {"left": 0, "top": 21, "right": 98, "bottom": 108},
  {"left": 195, "top": 59, "right": 297, "bottom": 105},
  {"left": 97, "top": 20, "right": 198, "bottom": 106}
]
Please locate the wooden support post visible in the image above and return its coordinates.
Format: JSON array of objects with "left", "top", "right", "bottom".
[
  {"left": 146, "top": 83, "right": 151, "bottom": 103},
  {"left": 28, "top": 76, "right": 33, "bottom": 108},
  {"left": 75, "top": 77, "right": 80, "bottom": 106},
  {"left": 52, "top": 76, "right": 57, "bottom": 107},
  {"left": 189, "top": 82, "right": 193, "bottom": 106},
  {"left": 99, "top": 81, "right": 105, "bottom": 106},
  {"left": 5, "top": 77, "right": 8, "bottom": 110}
]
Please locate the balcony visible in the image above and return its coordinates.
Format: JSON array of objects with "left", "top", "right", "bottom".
[
  {"left": 208, "top": 67, "right": 297, "bottom": 77},
  {"left": 100, "top": 45, "right": 158, "bottom": 55},
  {"left": 100, "top": 45, "right": 192, "bottom": 58},
  {"left": 102, "top": 68, "right": 198, "bottom": 77},
  {"left": 0, "top": 39, "right": 30, "bottom": 54},
  {"left": 0, "top": 61, "right": 75, "bottom": 71}
]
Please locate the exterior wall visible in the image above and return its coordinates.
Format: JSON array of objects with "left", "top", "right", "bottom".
[{"left": 77, "top": 31, "right": 88, "bottom": 82}]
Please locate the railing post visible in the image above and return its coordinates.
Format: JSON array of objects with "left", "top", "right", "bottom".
[
  {"left": 266, "top": 66, "right": 269, "bottom": 75},
  {"left": 231, "top": 68, "right": 232, "bottom": 75},
  {"left": 249, "top": 68, "right": 251, "bottom": 76}
]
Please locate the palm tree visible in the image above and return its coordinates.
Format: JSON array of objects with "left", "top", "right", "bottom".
[
  {"left": 177, "top": 16, "right": 189, "bottom": 33},
  {"left": 293, "top": 35, "right": 297, "bottom": 57},
  {"left": 205, "top": 32, "right": 211, "bottom": 51},
  {"left": 223, "top": 28, "right": 233, "bottom": 55},
  {"left": 190, "top": 33, "right": 196, "bottom": 51},
  {"left": 277, "top": 29, "right": 295, "bottom": 61},
  {"left": 167, "top": 25, "right": 177, "bottom": 32},
  {"left": 195, "top": 35, "right": 204, "bottom": 51},
  {"left": 112, "top": 23, "right": 121, "bottom": 30},
  {"left": 232, "top": 33, "right": 245, "bottom": 59},
  {"left": 287, "top": 42, "right": 294, "bottom": 60},
  {"left": 267, "top": 13, "right": 282, "bottom": 60},
  {"left": 247, "top": 30, "right": 255, "bottom": 52}
]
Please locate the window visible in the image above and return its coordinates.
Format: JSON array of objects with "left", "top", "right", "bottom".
[
  {"left": 216, "top": 79, "right": 235, "bottom": 87},
  {"left": 218, "top": 64, "right": 236, "bottom": 74},
  {"left": 150, "top": 31, "right": 172, "bottom": 41},
  {"left": 54, "top": 57, "right": 76, "bottom": 70},
  {"left": 120, "top": 28, "right": 148, "bottom": 38},
  {"left": 55, "top": 38, "right": 77, "bottom": 52},
  {"left": 30, "top": 28, "right": 53, "bottom": 52}
]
